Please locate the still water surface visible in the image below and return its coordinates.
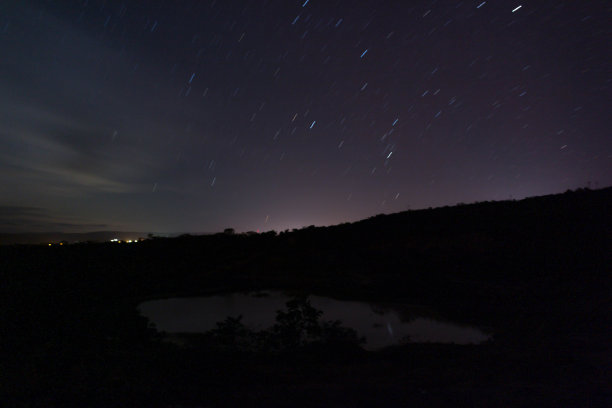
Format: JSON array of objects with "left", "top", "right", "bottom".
[{"left": 139, "top": 291, "right": 490, "bottom": 350}]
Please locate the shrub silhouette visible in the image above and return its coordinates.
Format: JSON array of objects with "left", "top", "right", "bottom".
[
  {"left": 208, "top": 315, "right": 256, "bottom": 350},
  {"left": 268, "top": 296, "right": 323, "bottom": 349},
  {"left": 207, "top": 296, "right": 364, "bottom": 352}
]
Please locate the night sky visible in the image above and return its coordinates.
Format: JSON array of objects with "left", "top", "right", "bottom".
[{"left": 1, "top": 1, "right": 610, "bottom": 234}]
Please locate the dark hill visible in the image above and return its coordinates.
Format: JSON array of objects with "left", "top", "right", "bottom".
[{"left": 1, "top": 187, "right": 610, "bottom": 407}]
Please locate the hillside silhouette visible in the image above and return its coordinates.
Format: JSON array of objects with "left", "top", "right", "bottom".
[{"left": 1, "top": 187, "right": 610, "bottom": 407}]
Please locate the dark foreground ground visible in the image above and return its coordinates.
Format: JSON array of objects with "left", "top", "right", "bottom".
[{"left": 1, "top": 188, "right": 611, "bottom": 407}]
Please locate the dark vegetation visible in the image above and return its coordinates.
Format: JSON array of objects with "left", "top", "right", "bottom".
[
  {"left": 203, "top": 297, "right": 364, "bottom": 353},
  {"left": 1, "top": 188, "right": 611, "bottom": 407}
]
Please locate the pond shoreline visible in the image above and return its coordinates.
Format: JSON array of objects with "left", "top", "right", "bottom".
[{"left": 139, "top": 290, "right": 491, "bottom": 350}]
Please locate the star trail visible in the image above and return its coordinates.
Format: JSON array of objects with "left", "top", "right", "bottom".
[{"left": 0, "top": 1, "right": 609, "bottom": 234}]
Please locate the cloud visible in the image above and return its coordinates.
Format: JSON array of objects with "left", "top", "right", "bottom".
[
  {"left": 0, "top": 2, "right": 234, "bottom": 232},
  {"left": 0, "top": 124, "right": 138, "bottom": 195},
  {"left": 0, "top": 205, "right": 110, "bottom": 233},
  {"left": 0, "top": 3, "right": 163, "bottom": 197}
]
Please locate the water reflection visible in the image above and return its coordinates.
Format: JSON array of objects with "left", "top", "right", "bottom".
[{"left": 139, "top": 291, "right": 490, "bottom": 350}]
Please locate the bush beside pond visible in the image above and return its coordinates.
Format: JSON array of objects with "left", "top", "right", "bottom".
[{"left": 205, "top": 296, "right": 365, "bottom": 353}]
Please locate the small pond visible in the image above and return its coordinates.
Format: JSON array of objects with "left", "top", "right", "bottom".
[{"left": 139, "top": 290, "right": 490, "bottom": 350}]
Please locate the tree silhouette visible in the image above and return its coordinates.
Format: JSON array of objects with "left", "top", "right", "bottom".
[{"left": 207, "top": 296, "right": 363, "bottom": 352}]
